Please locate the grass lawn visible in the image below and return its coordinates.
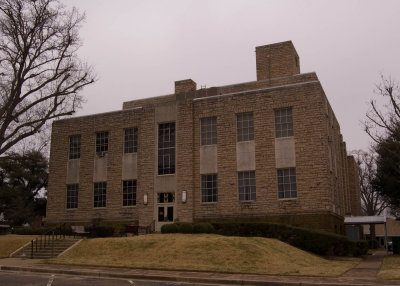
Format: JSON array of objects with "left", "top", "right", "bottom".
[
  {"left": 0, "top": 235, "right": 37, "bottom": 258},
  {"left": 379, "top": 255, "right": 400, "bottom": 280},
  {"left": 49, "top": 233, "right": 359, "bottom": 276}
]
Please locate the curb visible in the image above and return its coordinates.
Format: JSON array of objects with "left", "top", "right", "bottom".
[{"left": 0, "top": 265, "right": 389, "bottom": 286}]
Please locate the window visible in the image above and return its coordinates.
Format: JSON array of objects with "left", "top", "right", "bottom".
[
  {"left": 157, "top": 192, "right": 175, "bottom": 203},
  {"left": 66, "top": 184, "right": 78, "bottom": 209},
  {"left": 274, "top": 108, "right": 293, "bottom": 138},
  {"left": 123, "top": 180, "right": 136, "bottom": 206},
  {"left": 124, "top": 128, "right": 138, "bottom": 153},
  {"left": 201, "top": 174, "right": 218, "bottom": 202},
  {"left": 94, "top": 182, "right": 107, "bottom": 208},
  {"left": 69, "top": 135, "right": 81, "bottom": 159},
  {"left": 96, "top": 132, "right": 109, "bottom": 155},
  {"left": 158, "top": 122, "right": 175, "bottom": 175},
  {"left": 201, "top": 117, "right": 217, "bottom": 145},
  {"left": 237, "top": 113, "right": 254, "bottom": 142},
  {"left": 277, "top": 168, "right": 297, "bottom": 199},
  {"left": 238, "top": 171, "right": 256, "bottom": 201}
]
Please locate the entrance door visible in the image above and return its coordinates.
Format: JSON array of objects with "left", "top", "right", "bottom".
[
  {"left": 155, "top": 192, "right": 175, "bottom": 231},
  {"left": 158, "top": 206, "right": 174, "bottom": 222}
]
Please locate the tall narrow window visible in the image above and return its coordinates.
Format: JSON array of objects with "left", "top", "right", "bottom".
[
  {"left": 66, "top": 184, "right": 78, "bottom": 209},
  {"left": 238, "top": 171, "right": 256, "bottom": 201},
  {"left": 237, "top": 113, "right": 254, "bottom": 142},
  {"left": 124, "top": 128, "right": 138, "bottom": 153},
  {"left": 274, "top": 108, "right": 293, "bottom": 138},
  {"left": 96, "top": 132, "right": 109, "bottom": 155},
  {"left": 123, "top": 180, "right": 136, "bottom": 206},
  {"left": 201, "top": 117, "right": 217, "bottom": 145},
  {"left": 158, "top": 122, "right": 175, "bottom": 175},
  {"left": 201, "top": 174, "right": 218, "bottom": 202},
  {"left": 277, "top": 168, "right": 297, "bottom": 199},
  {"left": 69, "top": 135, "right": 81, "bottom": 159},
  {"left": 94, "top": 182, "right": 107, "bottom": 207}
]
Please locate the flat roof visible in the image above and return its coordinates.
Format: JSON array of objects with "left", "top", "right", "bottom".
[{"left": 344, "top": 216, "right": 386, "bottom": 225}]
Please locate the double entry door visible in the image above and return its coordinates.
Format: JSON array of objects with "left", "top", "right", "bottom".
[{"left": 157, "top": 192, "right": 174, "bottom": 223}]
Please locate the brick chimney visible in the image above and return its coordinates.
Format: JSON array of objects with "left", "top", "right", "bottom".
[
  {"left": 255, "top": 41, "right": 300, "bottom": 81},
  {"left": 175, "top": 79, "right": 197, "bottom": 94}
]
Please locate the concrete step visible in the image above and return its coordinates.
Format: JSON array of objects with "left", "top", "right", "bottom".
[{"left": 11, "top": 238, "right": 79, "bottom": 259}]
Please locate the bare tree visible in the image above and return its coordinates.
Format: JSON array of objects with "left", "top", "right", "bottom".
[
  {"left": 365, "top": 75, "right": 400, "bottom": 144},
  {"left": 352, "top": 150, "right": 388, "bottom": 216},
  {"left": 0, "top": 0, "right": 95, "bottom": 155},
  {"left": 365, "top": 75, "right": 400, "bottom": 217}
]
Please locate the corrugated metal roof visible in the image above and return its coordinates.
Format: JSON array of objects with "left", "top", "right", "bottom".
[{"left": 344, "top": 216, "right": 386, "bottom": 225}]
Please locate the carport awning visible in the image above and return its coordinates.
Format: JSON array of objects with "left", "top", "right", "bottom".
[{"left": 344, "top": 216, "right": 386, "bottom": 225}]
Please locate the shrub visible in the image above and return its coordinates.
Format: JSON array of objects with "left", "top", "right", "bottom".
[
  {"left": 161, "top": 223, "right": 178, "bottom": 233},
  {"left": 13, "top": 227, "right": 54, "bottom": 235},
  {"left": 85, "top": 226, "right": 114, "bottom": 238},
  {"left": 176, "top": 223, "right": 194, "bottom": 233},
  {"left": 193, "top": 223, "right": 215, "bottom": 233}
]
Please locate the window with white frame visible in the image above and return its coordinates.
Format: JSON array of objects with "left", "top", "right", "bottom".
[
  {"left": 277, "top": 168, "right": 297, "bottom": 199},
  {"left": 158, "top": 122, "right": 175, "bottom": 175},
  {"left": 69, "top": 135, "right": 81, "bottom": 159},
  {"left": 123, "top": 180, "right": 136, "bottom": 206},
  {"left": 94, "top": 182, "right": 107, "bottom": 207},
  {"left": 201, "top": 117, "right": 217, "bottom": 145},
  {"left": 238, "top": 171, "right": 256, "bottom": 201},
  {"left": 124, "top": 128, "right": 138, "bottom": 153},
  {"left": 237, "top": 113, "right": 254, "bottom": 142},
  {"left": 201, "top": 174, "right": 218, "bottom": 202},
  {"left": 274, "top": 108, "right": 293, "bottom": 138},
  {"left": 66, "top": 184, "right": 78, "bottom": 209},
  {"left": 96, "top": 132, "right": 109, "bottom": 155}
]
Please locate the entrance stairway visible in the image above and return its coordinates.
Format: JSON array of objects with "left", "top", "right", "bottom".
[{"left": 11, "top": 238, "right": 80, "bottom": 259}]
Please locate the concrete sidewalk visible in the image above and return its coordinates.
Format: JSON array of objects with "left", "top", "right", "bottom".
[{"left": 0, "top": 250, "right": 399, "bottom": 286}]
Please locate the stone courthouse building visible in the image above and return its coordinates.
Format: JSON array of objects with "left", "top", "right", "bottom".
[{"left": 46, "top": 41, "right": 361, "bottom": 233}]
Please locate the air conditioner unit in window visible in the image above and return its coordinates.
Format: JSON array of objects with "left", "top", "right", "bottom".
[{"left": 328, "top": 135, "right": 334, "bottom": 142}]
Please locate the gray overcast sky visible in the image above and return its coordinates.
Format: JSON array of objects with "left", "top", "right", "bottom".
[{"left": 65, "top": 0, "right": 400, "bottom": 151}]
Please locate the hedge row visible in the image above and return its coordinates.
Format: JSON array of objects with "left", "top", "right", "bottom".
[
  {"left": 13, "top": 225, "right": 116, "bottom": 238},
  {"left": 161, "top": 222, "right": 368, "bottom": 257},
  {"left": 161, "top": 222, "right": 215, "bottom": 234},
  {"left": 13, "top": 226, "right": 55, "bottom": 235}
]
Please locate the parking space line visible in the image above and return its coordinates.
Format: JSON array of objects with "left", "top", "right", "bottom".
[{"left": 46, "top": 274, "right": 55, "bottom": 286}]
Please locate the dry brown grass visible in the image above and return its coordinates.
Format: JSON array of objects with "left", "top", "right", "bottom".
[
  {"left": 379, "top": 255, "right": 400, "bottom": 280},
  {"left": 0, "top": 235, "right": 37, "bottom": 258},
  {"left": 50, "top": 234, "right": 359, "bottom": 276}
]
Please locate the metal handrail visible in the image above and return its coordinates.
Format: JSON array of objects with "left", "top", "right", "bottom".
[{"left": 29, "top": 223, "right": 67, "bottom": 259}]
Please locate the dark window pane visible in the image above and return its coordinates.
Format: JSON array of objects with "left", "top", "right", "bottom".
[
  {"left": 201, "top": 174, "right": 218, "bottom": 202},
  {"left": 237, "top": 113, "right": 254, "bottom": 142},
  {"left": 274, "top": 108, "right": 294, "bottom": 138},
  {"left": 69, "top": 135, "right": 81, "bottom": 159},
  {"left": 158, "top": 123, "right": 175, "bottom": 175},
  {"left": 201, "top": 117, "right": 217, "bottom": 145},
  {"left": 238, "top": 171, "right": 256, "bottom": 201},
  {"left": 277, "top": 168, "right": 297, "bottom": 199},
  {"left": 96, "top": 132, "right": 109, "bottom": 154}
]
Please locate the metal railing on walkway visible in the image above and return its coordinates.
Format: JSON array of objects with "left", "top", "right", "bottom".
[{"left": 29, "top": 223, "right": 68, "bottom": 259}]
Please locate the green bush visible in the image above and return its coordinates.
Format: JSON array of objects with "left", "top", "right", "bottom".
[
  {"left": 193, "top": 223, "right": 215, "bottom": 233},
  {"left": 177, "top": 223, "right": 194, "bottom": 233},
  {"left": 13, "top": 226, "right": 55, "bottom": 235},
  {"left": 161, "top": 223, "right": 178, "bottom": 233},
  {"left": 86, "top": 226, "right": 114, "bottom": 238}
]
